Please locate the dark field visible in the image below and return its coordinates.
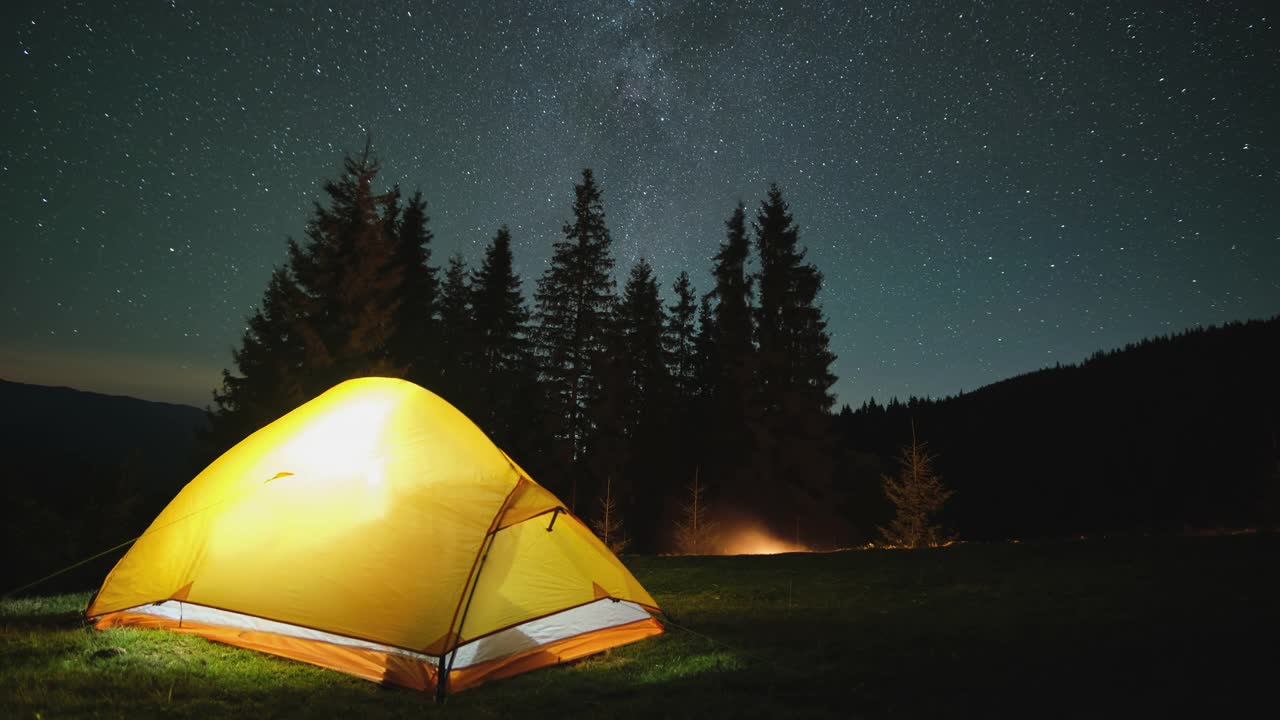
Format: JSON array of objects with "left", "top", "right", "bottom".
[{"left": 3, "top": 534, "right": 1276, "bottom": 719}]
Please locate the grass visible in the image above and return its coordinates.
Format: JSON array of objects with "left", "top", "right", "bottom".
[{"left": 3, "top": 534, "right": 1277, "bottom": 718}]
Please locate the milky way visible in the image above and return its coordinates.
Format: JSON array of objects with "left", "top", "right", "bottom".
[{"left": 3, "top": 1, "right": 1277, "bottom": 407}]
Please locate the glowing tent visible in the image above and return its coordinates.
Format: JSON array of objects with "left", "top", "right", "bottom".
[{"left": 86, "top": 377, "right": 662, "bottom": 695}]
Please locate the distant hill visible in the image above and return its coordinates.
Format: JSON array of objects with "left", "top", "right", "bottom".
[
  {"left": 0, "top": 379, "right": 206, "bottom": 461},
  {"left": 1, "top": 380, "right": 208, "bottom": 594},
  {"left": 836, "top": 317, "right": 1280, "bottom": 542}
]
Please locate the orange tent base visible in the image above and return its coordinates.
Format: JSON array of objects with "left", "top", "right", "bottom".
[{"left": 94, "top": 610, "right": 663, "bottom": 693}]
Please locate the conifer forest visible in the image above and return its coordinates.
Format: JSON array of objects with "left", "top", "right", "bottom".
[
  {"left": 202, "top": 147, "right": 1280, "bottom": 553},
  {"left": 206, "top": 150, "right": 844, "bottom": 553}
]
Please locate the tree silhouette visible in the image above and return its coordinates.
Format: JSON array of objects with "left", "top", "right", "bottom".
[
  {"left": 533, "top": 169, "right": 617, "bottom": 508},
  {"left": 210, "top": 143, "right": 403, "bottom": 451},
  {"left": 388, "top": 189, "right": 439, "bottom": 388},
  {"left": 662, "top": 271, "right": 703, "bottom": 532},
  {"left": 714, "top": 202, "right": 754, "bottom": 366},
  {"left": 753, "top": 185, "right": 835, "bottom": 414},
  {"left": 692, "top": 294, "right": 719, "bottom": 405},
  {"left": 208, "top": 266, "right": 307, "bottom": 449},
  {"left": 286, "top": 143, "right": 404, "bottom": 391},
  {"left": 436, "top": 253, "right": 475, "bottom": 410},
  {"left": 664, "top": 271, "right": 699, "bottom": 401},
  {"left": 611, "top": 258, "right": 672, "bottom": 548},
  {"left": 469, "top": 226, "right": 533, "bottom": 450},
  {"left": 706, "top": 201, "right": 764, "bottom": 505},
  {"left": 616, "top": 259, "right": 669, "bottom": 435},
  {"left": 751, "top": 185, "right": 838, "bottom": 536}
]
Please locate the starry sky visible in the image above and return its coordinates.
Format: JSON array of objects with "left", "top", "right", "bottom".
[{"left": 3, "top": 1, "right": 1277, "bottom": 408}]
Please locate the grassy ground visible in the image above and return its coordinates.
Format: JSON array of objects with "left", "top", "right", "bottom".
[{"left": 3, "top": 534, "right": 1276, "bottom": 719}]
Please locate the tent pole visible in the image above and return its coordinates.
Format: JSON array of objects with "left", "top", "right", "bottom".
[
  {"left": 432, "top": 478, "right": 524, "bottom": 701},
  {"left": 434, "top": 648, "right": 454, "bottom": 703},
  {"left": 435, "top": 531, "right": 497, "bottom": 703}
]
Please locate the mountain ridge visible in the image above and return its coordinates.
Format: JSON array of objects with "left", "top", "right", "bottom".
[{"left": 837, "top": 315, "right": 1280, "bottom": 542}]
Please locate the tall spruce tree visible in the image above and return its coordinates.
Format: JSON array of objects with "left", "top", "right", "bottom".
[
  {"left": 286, "top": 144, "right": 404, "bottom": 392},
  {"left": 389, "top": 189, "right": 439, "bottom": 387},
  {"left": 584, "top": 327, "right": 629, "bottom": 521},
  {"left": 713, "top": 203, "right": 754, "bottom": 365},
  {"left": 616, "top": 259, "right": 669, "bottom": 434},
  {"left": 704, "top": 202, "right": 763, "bottom": 506},
  {"left": 751, "top": 184, "right": 838, "bottom": 536},
  {"left": 209, "top": 145, "right": 404, "bottom": 452},
  {"left": 208, "top": 266, "right": 307, "bottom": 450},
  {"left": 533, "top": 169, "right": 617, "bottom": 507},
  {"left": 692, "top": 294, "right": 720, "bottom": 407},
  {"left": 470, "top": 226, "right": 533, "bottom": 448},
  {"left": 436, "top": 253, "right": 475, "bottom": 411},
  {"left": 879, "top": 429, "right": 954, "bottom": 549},
  {"left": 664, "top": 271, "right": 699, "bottom": 400},
  {"left": 753, "top": 185, "right": 836, "bottom": 412},
  {"left": 664, "top": 270, "right": 702, "bottom": 515},
  {"left": 613, "top": 258, "right": 673, "bottom": 549}
]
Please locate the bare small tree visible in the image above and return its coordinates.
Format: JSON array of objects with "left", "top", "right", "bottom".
[
  {"left": 590, "top": 475, "right": 630, "bottom": 554},
  {"left": 674, "top": 465, "right": 718, "bottom": 554},
  {"left": 878, "top": 424, "right": 954, "bottom": 548}
]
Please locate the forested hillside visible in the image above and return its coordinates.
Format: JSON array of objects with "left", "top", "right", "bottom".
[
  {"left": 836, "top": 318, "right": 1280, "bottom": 542},
  {"left": 0, "top": 381, "right": 206, "bottom": 592}
]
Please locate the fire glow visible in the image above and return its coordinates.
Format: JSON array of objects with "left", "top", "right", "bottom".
[{"left": 719, "top": 527, "right": 810, "bottom": 556}]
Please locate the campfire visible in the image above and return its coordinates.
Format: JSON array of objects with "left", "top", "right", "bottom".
[{"left": 718, "top": 525, "right": 810, "bottom": 555}]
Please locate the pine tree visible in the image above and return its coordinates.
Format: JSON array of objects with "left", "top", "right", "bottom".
[
  {"left": 533, "top": 169, "right": 617, "bottom": 506},
  {"left": 751, "top": 185, "right": 839, "bottom": 535},
  {"left": 692, "top": 294, "right": 719, "bottom": 403},
  {"left": 663, "top": 271, "right": 702, "bottom": 523},
  {"left": 436, "top": 253, "right": 474, "bottom": 410},
  {"left": 753, "top": 185, "right": 836, "bottom": 413},
  {"left": 388, "top": 189, "right": 439, "bottom": 387},
  {"left": 878, "top": 428, "right": 954, "bottom": 548},
  {"left": 590, "top": 475, "right": 630, "bottom": 554},
  {"left": 702, "top": 202, "right": 764, "bottom": 511},
  {"left": 286, "top": 143, "right": 404, "bottom": 392},
  {"left": 664, "top": 271, "right": 699, "bottom": 400},
  {"left": 611, "top": 258, "right": 672, "bottom": 549},
  {"left": 584, "top": 331, "right": 628, "bottom": 521},
  {"left": 208, "top": 266, "right": 306, "bottom": 450},
  {"left": 616, "top": 259, "right": 669, "bottom": 433},
  {"left": 470, "top": 226, "right": 532, "bottom": 447},
  {"left": 713, "top": 203, "right": 754, "bottom": 365},
  {"left": 209, "top": 143, "right": 404, "bottom": 451},
  {"left": 674, "top": 466, "right": 718, "bottom": 555},
  {"left": 709, "top": 202, "right": 759, "bottom": 429}
]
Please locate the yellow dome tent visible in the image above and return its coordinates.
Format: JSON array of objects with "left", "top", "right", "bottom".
[{"left": 86, "top": 377, "right": 662, "bottom": 695}]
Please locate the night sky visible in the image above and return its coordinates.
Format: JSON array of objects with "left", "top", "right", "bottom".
[{"left": 3, "top": 1, "right": 1277, "bottom": 408}]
